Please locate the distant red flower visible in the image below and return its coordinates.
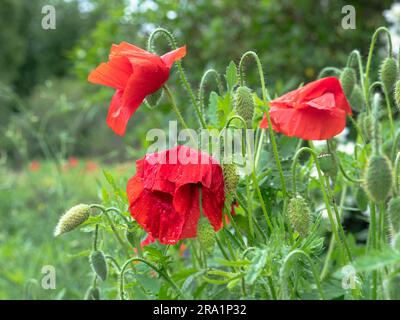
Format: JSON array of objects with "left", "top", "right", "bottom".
[
  {"left": 88, "top": 41, "right": 186, "bottom": 136},
  {"left": 29, "top": 161, "right": 40, "bottom": 172},
  {"left": 85, "top": 161, "right": 98, "bottom": 172},
  {"left": 68, "top": 157, "right": 79, "bottom": 168},
  {"left": 127, "top": 146, "right": 225, "bottom": 245},
  {"left": 260, "top": 77, "right": 352, "bottom": 140},
  {"left": 179, "top": 243, "right": 187, "bottom": 257}
]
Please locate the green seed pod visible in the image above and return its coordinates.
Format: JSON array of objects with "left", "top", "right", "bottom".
[
  {"left": 235, "top": 86, "right": 254, "bottom": 127},
  {"left": 197, "top": 218, "right": 216, "bottom": 253},
  {"left": 363, "top": 155, "right": 393, "bottom": 203},
  {"left": 288, "top": 196, "right": 311, "bottom": 237},
  {"left": 84, "top": 287, "right": 100, "bottom": 300},
  {"left": 380, "top": 57, "right": 398, "bottom": 93},
  {"left": 394, "top": 80, "right": 400, "bottom": 110},
  {"left": 355, "top": 187, "right": 369, "bottom": 212},
  {"left": 222, "top": 163, "right": 239, "bottom": 195},
  {"left": 318, "top": 152, "right": 337, "bottom": 178},
  {"left": 349, "top": 84, "right": 364, "bottom": 113},
  {"left": 388, "top": 197, "right": 400, "bottom": 234},
  {"left": 360, "top": 113, "right": 373, "bottom": 143},
  {"left": 54, "top": 204, "right": 90, "bottom": 237},
  {"left": 384, "top": 275, "right": 400, "bottom": 300},
  {"left": 89, "top": 250, "right": 108, "bottom": 281},
  {"left": 340, "top": 67, "right": 357, "bottom": 98}
]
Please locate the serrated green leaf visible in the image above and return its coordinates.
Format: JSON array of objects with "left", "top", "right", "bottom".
[{"left": 226, "top": 61, "right": 238, "bottom": 92}]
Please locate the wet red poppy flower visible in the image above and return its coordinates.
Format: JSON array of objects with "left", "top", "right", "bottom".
[
  {"left": 127, "top": 146, "right": 225, "bottom": 245},
  {"left": 88, "top": 42, "right": 186, "bottom": 136},
  {"left": 260, "top": 77, "right": 352, "bottom": 140}
]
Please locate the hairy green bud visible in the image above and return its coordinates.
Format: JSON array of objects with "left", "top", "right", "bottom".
[
  {"left": 235, "top": 86, "right": 254, "bottom": 127},
  {"left": 349, "top": 84, "right": 364, "bottom": 113},
  {"left": 340, "top": 67, "right": 357, "bottom": 98},
  {"left": 54, "top": 204, "right": 90, "bottom": 237},
  {"left": 355, "top": 187, "right": 369, "bottom": 212},
  {"left": 223, "top": 163, "right": 239, "bottom": 195},
  {"left": 380, "top": 57, "right": 398, "bottom": 93},
  {"left": 388, "top": 197, "right": 400, "bottom": 234},
  {"left": 89, "top": 250, "right": 108, "bottom": 281},
  {"left": 197, "top": 218, "right": 216, "bottom": 253},
  {"left": 395, "top": 80, "right": 400, "bottom": 111},
  {"left": 288, "top": 196, "right": 311, "bottom": 237},
  {"left": 363, "top": 155, "right": 393, "bottom": 203}
]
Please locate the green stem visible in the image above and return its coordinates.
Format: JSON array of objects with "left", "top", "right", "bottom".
[
  {"left": 238, "top": 51, "right": 287, "bottom": 196},
  {"left": 198, "top": 69, "right": 224, "bottom": 115},
  {"left": 147, "top": 27, "right": 206, "bottom": 127},
  {"left": 280, "top": 249, "right": 326, "bottom": 300}
]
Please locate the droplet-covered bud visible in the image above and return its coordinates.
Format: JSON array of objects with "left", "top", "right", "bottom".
[
  {"left": 84, "top": 287, "right": 100, "bottom": 300},
  {"left": 340, "top": 67, "right": 357, "bottom": 98},
  {"left": 388, "top": 197, "right": 400, "bottom": 234},
  {"left": 380, "top": 57, "right": 398, "bottom": 93},
  {"left": 223, "top": 163, "right": 239, "bottom": 195},
  {"left": 349, "top": 84, "right": 364, "bottom": 113},
  {"left": 318, "top": 152, "right": 337, "bottom": 178},
  {"left": 288, "top": 196, "right": 311, "bottom": 237},
  {"left": 363, "top": 155, "right": 393, "bottom": 203},
  {"left": 197, "top": 218, "right": 216, "bottom": 253},
  {"left": 395, "top": 80, "right": 400, "bottom": 111},
  {"left": 89, "top": 250, "right": 108, "bottom": 281},
  {"left": 54, "top": 204, "right": 90, "bottom": 237},
  {"left": 234, "top": 86, "right": 254, "bottom": 127}
]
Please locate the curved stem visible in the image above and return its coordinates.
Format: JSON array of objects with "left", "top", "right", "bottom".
[
  {"left": 238, "top": 51, "right": 287, "bottom": 196},
  {"left": 365, "top": 27, "right": 393, "bottom": 104},
  {"left": 291, "top": 147, "right": 351, "bottom": 262},
  {"left": 338, "top": 162, "right": 363, "bottom": 183},
  {"left": 92, "top": 224, "right": 99, "bottom": 251},
  {"left": 148, "top": 28, "right": 206, "bottom": 127},
  {"left": 347, "top": 50, "right": 366, "bottom": 97},
  {"left": 369, "top": 81, "right": 394, "bottom": 139},
  {"left": 119, "top": 257, "right": 186, "bottom": 300},
  {"left": 198, "top": 69, "right": 224, "bottom": 115},
  {"left": 317, "top": 67, "right": 341, "bottom": 79},
  {"left": 280, "top": 249, "right": 326, "bottom": 300}
]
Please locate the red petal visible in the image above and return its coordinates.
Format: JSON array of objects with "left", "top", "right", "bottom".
[
  {"left": 88, "top": 56, "right": 132, "bottom": 89},
  {"left": 161, "top": 45, "right": 187, "bottom": 69}
]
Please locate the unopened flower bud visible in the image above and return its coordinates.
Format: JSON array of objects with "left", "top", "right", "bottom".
[
  {"left": 388, "top": 197, "right": 400, "bottom": 234},
  {"left": 223, "top": 163, "right": 239, "bottom": 195},
  {"left": 363, "top": 155, "right": 393, "bottom": 203},
  {"left": 380, "top": 57, "right": 398, "bottom": 93},
  {"left": 340, "top": 67, "right": 357, "bottom": 98},
  {"left": 89, "top": 250, "right": 108, "bottom": 281},
  {"left": 197, "top": 218, "right": 216, "bottom": 253},
  {"left": 349, "top": 84, "right": 364, "bottom": 113},
  {"left": 54, "top": 204, "right": 90, "bottom": 237},
  {"left": 288, "top": 195, "right": 311, "bottom": 237},
  {"left": 235, "top": 86, "right": 254, "bottom": 127}
]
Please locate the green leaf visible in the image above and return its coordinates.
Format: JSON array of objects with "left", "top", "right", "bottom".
[
  {"left": 245, "top": 248, "right": 267, "bottom": 285},
  {"left": 353, "top": 247, "right": 400, "bottom": 272},
  {"left": 215, "top": 258, "right": 251, "bottom": 267},
  {"left": 103, "top": 170, "right": 117, "bottom": 189},
  {"left": 226, "top": 61, "right": 238, "bottom": 92}
]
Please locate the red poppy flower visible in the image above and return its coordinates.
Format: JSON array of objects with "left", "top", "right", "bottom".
[
  {"left": 29, "top": 161, "right": 41, "bottom": 172},
  {"left": 127, "top": 146, "right": 225, "bottom": 245},
  {"left": 260, "top": 77, "right": 352, "bottom": 140},
  {"left": 88, "top": 42, "right": 186, "bottom": 136}
]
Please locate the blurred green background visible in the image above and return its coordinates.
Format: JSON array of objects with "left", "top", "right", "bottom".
[{"left": 0, "top": 0, "right": 396, "bottom": 299}]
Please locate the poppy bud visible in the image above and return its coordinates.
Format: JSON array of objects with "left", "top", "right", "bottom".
[
  {"left": 363, "top": 155, "right": 393, "bottom": 203},
  {"left": 318, "top": 152, "right": 337, "bottom": 178},
  {"left": 197, "top": 217, "right": 216, "bottom": 253},
  {"left": 388, "top": 197, "right": 400, "bottom": 234},
  {"left": 340, "top": 67, "right": 357, "bottom": 98},
  {"left": 89, "top": 250, "right": 108, "bottom": 281},
  {"left": 84, "top": 287, "right": 100, "bottom": 300},
  {"left": 395, "top": 80, "right": 400, "bottom": 111},
  {"left": 288, "top": 196, "right": 311, "bottom": 237},
  {"left": 359, "top": 113, "right": 372, "bottom": 143},
  {"left": 54, "top": 204, "right": 90, "bottom": 237},
  {"left": 355, "top": 187, "right": 369, "bottom": 212},
  {"left": 349, "top": 84, "right": 364, "bottom": 113},
  {"left": 235, "top": 86, "right": 254, "bottom": 127},
  {"left": 223, "top": 163, "right": 239, "bottom": 195},
  {"left": 380, "top": 57, "right": 398, "bottom": 93}
]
